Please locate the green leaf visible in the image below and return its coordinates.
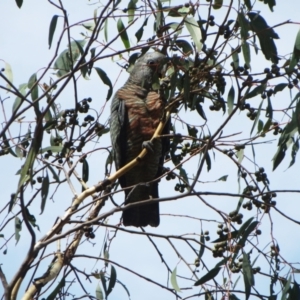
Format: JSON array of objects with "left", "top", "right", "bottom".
[
  {"left": 168, "top": 6, "right": 190, "bottom": 17},
  {"left": 194, "top": 267, "right": 221, "bottom": 286},
  {"left": 96, "top": 283, "right": 104, "bottom": 300},
  {"left": 18, "top": 127, "right": 43, "bottom": 191},
  {"left": 264, "top": 0, "right": 276, "bottom": 12},
  {"left": 281, "top": 275, "right": 292, "bottom": 300},
  {"left": 53, "top": 40, "right": 86, "bottom": 77},
  {"left": 248, "top": 12, "right": 279, "bottom": 63},
  {"left": 4, "top": 62, "right": 13, "bottom": 90},
  {"left": 47, "top": 165, "right": 60, "bottom": 182},
  {"left": 195, "top": 101, "right": 207, "bottom": 120},
  {"left": 244, "top": 83, "right": 266, "bottom": 100},
  {"left": 40, "top": 146, "right": 63, "bottom": 154},
  {"left": 227, "top": 86, "right": 235, "bottom": 115},
  {"left": 28, "top": 73, "right": 39, "bottom": 101},
  {"left": 242, "top": 252, "right": 254, "bottom": 300},
  {"left": 243, "top": 0, "right": 252, "bottom": 10},
  {"left": 155, "top": 0, "right": 163, "bottom": 33},
  {"left": 205, "top": 152, "right": 211, "bottom": 172},
  {"left": 15, "top": 0, "right": 23, "bottom": 8},
  {"left": 257, "top": 119, "right": 263, "bottom": 133},
  {"left": 250, "top": 99, "right": 263, "bottom": 135},
  {"left": 218, "top": 175, "right": 228, "bottom": 181},
  {"left": 46, "top": 277, "right": 66, "bottom": 300},
  {"left": 184, "top": 74, "right": 190, "bottom": 110},
  {"left": 266, "top": 96, "right": 273, "bottom": 119},
  {"left": 94, "top": 67, "right": 113, "bottom": 101},
  {"left": 242, "top": 42, "right": 251, "bottom": 69},
  {"left": 104, "top": 19, "right": 108, "bottom": 42},
  {"left": 289, "top": 137, "right": 299, "bottom": 168},
  {"left": 171, "top": 267, "right": 181, "bottom": 292},
  {"left": 117, "top": 18, "right": 130, "bottom": 49},
  {"left": 12, "top": 83, "right": 27, "bottom": 114},
  {"left": 48, "top": 15, "right": 59, "bottom": 49},
  {"left": 263, "top": 118, "right": 272, "bottom": 133},
  {"left": 233, "top": 221, "right": 259, "bottom": 261},
  {"left": 288, "top": 29, "right": 300, "bottom": 72},
  {"left": 41, "top": 171, "right": 49, "bottom": 214},
  {"left": 179, "top": 167, "right": 189, "bottom": 185},
  {"left": 135, "top": 18, "right": 148, "bottom": 42},
  {"left": 100, "top": 271, "right": 107, "bottom": 297},
  {"left": 15, "top": 217, "right": 22, "bottom": 244},
  {"left": 199, "top": 231, "right": 205, "bottom": 259},
  {"left": 2, "top": 132, "right": 17, "bottom": 157},
  {"left": 274, "top": 83, "right": 288, "bottom": 94},
  {"left": 232, "top": 47, "right": 239, "bottom": 69},
  {"left": 238, "top": 12, "right": 250, "bottom": 40},
  {"left": 237, "top": 149, "right": 244, "bottom": 163},
  {"left": 273, "top": 143, "right": 287, "bottom": 171},
  {"left": 82, "top": 159, "right": 89, "bottom": 183},
  {"left": 290, "top": 281, "right": 300, "bottom": 300},
  {"left": 107, "top": 265, "right": 117, "bottom": 296},
  {"left": 175, "top": 39, "right": 193, "bottom": 55},
  {"left": 213, "top": 0, "right": 223, "bottom": 9},
  {"left": 185, "top": 17, "right": 202, "bottom": 52}
]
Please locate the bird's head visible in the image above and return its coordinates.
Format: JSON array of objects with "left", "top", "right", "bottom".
[{"left": 127, "top": 52, "right": 168, "bottom": 89}]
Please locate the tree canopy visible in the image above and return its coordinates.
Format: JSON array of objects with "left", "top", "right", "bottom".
[{"left": 1, "top": 0, "right": 300, "bottom": 299}]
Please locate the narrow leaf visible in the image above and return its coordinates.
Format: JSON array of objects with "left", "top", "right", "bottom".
[
  {"left": 15, "top": 217, "right": 22, "bottom": 244},
  {"left": 4, "top": 62, "right": 13, "bottom": 90},
  {"left": 257, "top": 119, "right": 263, "bottom": 133},
  {"left": 199, "top": 231, "right": 205, "bottom": 259},
  {"left": 94, "top": 67, "right": 113, "bottom": 100},
  {"left": 273, "top": 144, "right": 287, "bottom": 171},
  {"left": 274, "top": 83, "right": 288, "bottom": 94},
  {"left": 15, "top": 0, "right": 23, "bottom": 8},
  {"left": 100, "top": 271, "right": 107, "bottom": 297},
  {"left": 243, "top": 0, "right": 252, "bottom": 10},
  {"left": 288, "top": 29, "right": 300, "bottom": 72},
  {"left": 48, "top": 15, "right": 59, "bottom": 49},
  {"left": 289, "top": 138, "right": 299, "bottom": 168},
  {"left": 281, "top": 275, "right": 292, "bottom": 300},
  {"left": 242, "top": 252, "right": 254, "bottom": 300},
  {"left": 117, "top": 18, "right": 130, "bottom": 49},
  {"left": 244, "top": 83, "right": 266, "bottom": 100},
  {"left": 242, "top": 42, "right": 251, "bottom": 69},
  {"left": 82, "top": 159, "right": 89, "bottom": 183},
  {"left": 135, "top": 18, "right": 148, "bottom": 42},
  {"left": 2, "top": 132, "right": 17, "bottom": 157},
  {"left": 250, "top": 99, "right": 263, "bottom": 135},
  {"left": 107, "top": 265, "right": 117, "bottom": 296},
  {"left": 12, "top": 83, "right": 27, "bottom": 113},
  {"left": 213, "top": 0, "right": 223, "bottom": 9},
  {"left": 47, "top": 165, "right": 60, "bottom": 182},
  {"left": 28, "top": 73, "right": 39, "bottom": 101},
  {"left": 194, "top": 267, "right": 221, "bottom": 286},
  {"left": 185, "top": 17, "right": 202, "bottom": 52},
  {"left": 96, "top": 283, "right": 104, "bottom": 300},
  {"left": 232, "top": 48, "right": 239, "bottom": 69},
  {"left": 218, "top": 175, "right": 228, "bottom": 181},
  {"left": 171, "top": 267, "right": 181, "bottom": 292},
  {"left": 46, "top": 278, "right": 66, "bottom": 300},
  {"left": 227, "top": 86, "right": 235, "bottom": 115},
  {"left": 41, "top": 171, "right": 49, "bottom": 214}
]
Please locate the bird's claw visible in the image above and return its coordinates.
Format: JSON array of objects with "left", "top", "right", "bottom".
[{"left": 142, "top": 140, "right": 154, "bottom": 153}]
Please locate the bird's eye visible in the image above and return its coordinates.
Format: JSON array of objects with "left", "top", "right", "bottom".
[{"left": 148, "top": 59, "right": 155, "bottom": 65}]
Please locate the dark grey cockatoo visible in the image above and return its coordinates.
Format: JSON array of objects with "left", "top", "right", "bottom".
[{"left": 110, "top": 52, "right": 168, "bottom": 227}]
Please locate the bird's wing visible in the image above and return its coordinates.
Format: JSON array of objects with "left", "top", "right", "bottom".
[{"left": 110, "top": 92, "right": 127, "bottom": 173}]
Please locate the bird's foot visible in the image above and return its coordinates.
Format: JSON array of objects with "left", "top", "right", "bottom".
[{"left": 142, "top": 140, "right": 154, "bottom": 153}]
